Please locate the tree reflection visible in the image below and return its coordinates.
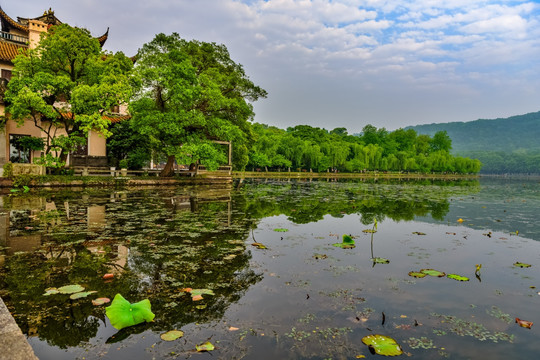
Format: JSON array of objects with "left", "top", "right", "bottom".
[{"left": 0, "top": 179, "right": 478, "bottom": 348}]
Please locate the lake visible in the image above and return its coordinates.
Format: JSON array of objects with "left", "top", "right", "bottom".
[{"left": 1, "top": 176, "right": 539, "bottom": 359}]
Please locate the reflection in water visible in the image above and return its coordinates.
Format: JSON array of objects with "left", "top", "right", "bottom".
[{"left": 0, "top": 178, "right": 509, "bottom": 358}]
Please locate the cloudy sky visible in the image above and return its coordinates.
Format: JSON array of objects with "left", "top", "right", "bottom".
[{"left": 4, "top": 1, "right": 540, "bottom": 132}]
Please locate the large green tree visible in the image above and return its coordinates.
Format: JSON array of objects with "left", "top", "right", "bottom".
[
  {"left": 130, "top": 33, "right": 267, "bottom": 176},
  {"left": 5, "top": 23, "right": 133, "bottom": 165}
]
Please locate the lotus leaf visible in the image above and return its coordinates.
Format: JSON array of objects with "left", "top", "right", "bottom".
[
  {"left": 362, "top": 334, "right": 403, "bottom": 356},
  {"left": 196, "top": 341, "right": 215, "bottom": 352},
  {"left": 105, "top": 294, "right": 155, "bottom": 330},
  {"left": 408, "top": 271, "right": 427, "bottom": 278},
  {"left": 43, "top": 288, "right": 59, "bottom": 296},
  {"left": 190, "top": 289, "right": 215, "bottom": 296},
  {"left": 333, "top": 234, "right": 355, "bottom": 249},
  {"left": 514, "top": 262, "right": 531, "bottom": 268},
  {"left": 274, "top": 228, "right": 289, "bottom": 232},
  {"left": 420, "top": 269, "right": 446, "bottom": 277},
  {"left": 58, "top": 284, "right": 85, "bottom": 294},
  {"left": 372, "top": 257, "right": 390, "bottom": 264},
  {"left": 362, "top": 229, "right": 377, "bottom": 233},
  {"left": 161, "top": 330, "right": 184, "bottom": 341},
  {"left": 447, "top": 274, "right": 469, "bottom": 281},
  {"left": 70, "top": 291, "right": 97, "bottom": 300}
]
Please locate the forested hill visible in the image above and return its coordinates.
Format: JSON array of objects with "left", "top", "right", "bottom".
[
  {"left": 406, "top": 111, "right": 540, "bottom": 173},
  {"left": 406, "top": 111, "right": 540, "bottom": 153}
]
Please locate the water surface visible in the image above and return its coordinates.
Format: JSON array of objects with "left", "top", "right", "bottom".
[{"left": 1, "top": 177, "right": 539, "bottom": 359}]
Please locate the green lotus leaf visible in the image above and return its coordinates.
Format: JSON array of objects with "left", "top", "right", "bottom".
[
  {"left": 43, "top": 287, "right": 59, "bottom": 296},
  {"left": 420, "top": 269, "right": 446, "bottom": 277},
  {"left": 372, "top": 257, "right": 390, "bottom": 264},
  {"left": 160, "top": 330, "right": 184, "bottom": 341},
  {"left": 362, "top": 229, "right": 377, "bottom": 233},
  {"left": 447, "top": 274, "right": 470, "bottom": 281},
  {"left": 70, "top": 291, "right": 97, "bottom": 300},
  {"left": 333, "top": 234, "right": 355, "bottom": 248},
  {"left": 274, "top": 228, "right": 289, "bottom": 232},
  {"left": 362, "top": 334, "right": 403, "bottom": 356},
  {"left": 408, "top": 271, "right": 427, "bottom": 278},
  {"left": 105, "top": 294, "right": 155, "bottom": 330},
  {"left": 196, "top": 341, "right": 215, "bottom": 352},
  {"left": 58, "top": 284, "right": 85, "bottom": 294},
  {"left": 514, "top": 262, "right": 532, "bottom": 268},
  {"left": 190, "top": 289, "right": 215, "bottom": 296}
]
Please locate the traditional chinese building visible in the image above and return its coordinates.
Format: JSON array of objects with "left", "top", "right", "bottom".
[{"left": 0, "top": 7, "right": 120, "bottom": 170}]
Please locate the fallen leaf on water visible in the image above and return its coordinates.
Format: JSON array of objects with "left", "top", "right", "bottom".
[
  {"left": 516, "top": 318, "right": 533, "bottom": 329},
  {"left": 161, "top": 330, "right": 184, "bottom": 341},
  {"left": 229, "top": 326, "right": 240, "bottom": 331},
  {"left": 92, "top": 297, "right": 111, "bottom": 306},
  {"left": 457, "top": 218, "right": 464, "bottom": 223},
  {"left": 252, "top": 242, "right": 267, "bottom": 249},
  {"left": 412, "top": 231, "right": 426, "bottom": 235},
  {"left": 103, "top": 273, "right": 114, "bottom": 280},
  {"left": 196, "top": 341, "right": 215, "bottom": 352},
  {"left": 514, "top": 262, "right": 532, "bottom": 268},
  {"left": 192, "top": 295, "right": 204, "bottom": 301}
]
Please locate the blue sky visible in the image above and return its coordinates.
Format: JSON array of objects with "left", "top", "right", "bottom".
[{"left": 4, "top": 0, "right": 540, "bottom": 132}]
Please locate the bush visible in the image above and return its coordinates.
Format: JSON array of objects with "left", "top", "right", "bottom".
[{"left": 3, "top": 162, "right": 13, "bottom": 178}]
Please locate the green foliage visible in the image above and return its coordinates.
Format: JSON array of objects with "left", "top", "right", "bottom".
[
  {"left": 13, "top": 136, "right": 44, "bottom": 151},
  {"left": 246, "top": 123, "right": 480, "bottom": 174},
  {"left": 107, "top": 120, "right": 152, "bottom": 169},
  {"left": 3, "top": 162, "right": 13, "bottom": 178},
  {"left": 6, "top": 23, "right": 133, "bottom": 161},
  {"left": 130, "top": 33, "right": 266, "bottom": 176}
]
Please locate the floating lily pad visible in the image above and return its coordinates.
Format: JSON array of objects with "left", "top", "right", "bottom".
[
  {"left": 408, "top": 271, "right": 427, "bottom": 278},
  {"left": 274, "top": 228, "right": 289, "bottom": 232},
  {"left": 223, "top": 254, "right": 237, "bottom": 260},
  {"left": 43, "top": 288, "right": 59, "bottom": 296},
  {"left": 70, "top": 291, "right": 97, "bottom": 300},
  {"left": 362, "top": 229, "right": 377, "bottom": 233},
  {"left": 190, "top": 289, "right": 215, "bottom": 296},
  {"left": 58, "top": 284, "right": 85, "bottom": 294},
  {"left": 514, "top": 262, "right": 531, "bottom": 268},
  {"left": 196, "top": 341, "right": 215, "bottom": 352},
  {"left": 105, "top": 294, "right": 155, "bottom": 330},
  {"left": 161, "top": 330, "right": 184, "bottom": 341},
  {"left": 447, "top": 274, "right": 470, "bottom": 281},
  {"left": 252, "top": 242, "right": 267, "bottom": 249},
  {"left": 412, "top": 231, "right": 426, "bottom": 235},
  {"left": 372, "top": 257, "right": 390, "bottom": 264},
  {"left": 92, "top": 297, "right": 111, "bottom": 306},
  {"left": 333, "top": 234, "right": 355, "bottom": 249},
  {"left": 362, "top": 334, "right": 403, "bottom": 356},
  {"left": 420, "top": 269, "right": 446, "bottom": 277}
]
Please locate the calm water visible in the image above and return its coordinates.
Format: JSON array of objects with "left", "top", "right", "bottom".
[{"left": 1, "top": 177, "right": 539, "bottom": 359}]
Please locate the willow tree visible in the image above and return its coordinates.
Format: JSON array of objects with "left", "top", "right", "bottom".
[
  {"left": 130, "top": 33, "right": 267, "bottom": 177},
  {"left": 6, "top": 24, "right": 133, "bottom": 165}
]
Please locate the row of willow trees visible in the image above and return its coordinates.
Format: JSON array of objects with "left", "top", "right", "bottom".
[{"left": 245, "top": 124, "right": 482, "bottom": 173}]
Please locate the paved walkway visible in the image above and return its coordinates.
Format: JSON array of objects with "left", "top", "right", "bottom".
[{"left": 0, "top": 297, "right": 38, "bottom": 360}]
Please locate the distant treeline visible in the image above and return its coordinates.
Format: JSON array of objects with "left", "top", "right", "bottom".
[
  {"left": 457, "top": 150, "right": 540, "bottom": 174},
  {"left": 246, "top": 123, "right": 481, "bottom": 174},
  {"left": 407, "top": 111, "right": 540, "bottom": 174}
]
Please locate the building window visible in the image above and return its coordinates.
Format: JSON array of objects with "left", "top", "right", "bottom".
[
  {"left": 9, "top": 134, "right": 31, "bottom": 163},
  {"left": 1, "top": 69, "right": 12, "bottom": 81}
]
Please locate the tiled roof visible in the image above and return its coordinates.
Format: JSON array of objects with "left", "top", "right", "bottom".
[
  {"left": 0, "top": 7, "right": 28, "bottom": 32},
  {"left": 0, "top": 41, "right": 26, "bottom": 61},
  {"left": 59, "top": 112, "right": 131, "bottom": 123},
  {"left": 97, "top": 27, "right": 109, "bottom": 47},
  {"left": 102, "top": 114, "right": 131, "bottom": 123}
]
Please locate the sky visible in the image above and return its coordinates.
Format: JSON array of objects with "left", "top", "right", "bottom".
[{"left": 3, "top": 0, "right": 540, "bottom": 133}]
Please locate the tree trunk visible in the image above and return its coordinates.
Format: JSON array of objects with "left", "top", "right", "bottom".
[{"left": 160, "top": 155, "right": 176, "bottom": 177}]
